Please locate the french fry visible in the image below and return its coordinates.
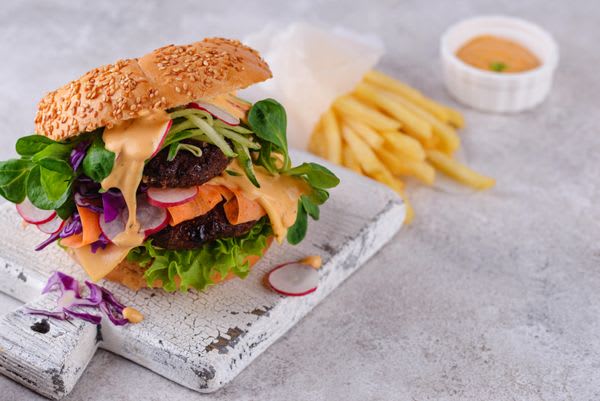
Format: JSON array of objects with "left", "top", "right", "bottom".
[
  {"left": 321, "top": 109, "right": 342, "bottom": 164},
  {"left": 343, "top": 117, "right": 384, "bottom": 149},
  {"left": 375, "top": 148, "right": 435, "bottom": 185},
  {"left": 376, "top": 87, "right": 460, "bottom": 154},
  {"left": 368, "top": 170, "right": 405, "bottom": 193},
  {"left": 397, "top": 189, "right": 414, "bottom": 225},
  {"left": 333, "top": 95, "right": 401, "bottom": 131},
  {"left": 353, "top": 82, "right": 433, "bottom": 144},
  {"left": 308, "top": 69, "right": 491, "bottom": 225},
  {"left": 380, "top": 130, "right": 426, "bottom": 161},
  {"left": 308, "top": 130, "right": 325, "bottom": 158},
  {"left": 364, "top": 70, "right": 450, "bottom": 123},
  {"left": 341, "top": 142, "right": 362, "bottom": 174},
  {"left": 426, "top": 150, "right": 495, "bottom": 190},
  {"left": 341, "top": 124, "right": 386, "bottom": 175},
  {"left": 445, "top": 106, "right": 465, "bottom": 129}
]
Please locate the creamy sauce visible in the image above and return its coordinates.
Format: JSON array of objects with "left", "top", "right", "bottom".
[
  {"left": 209, "top": 161, "right": 309, "bottom": 243},
  {"left": 72, "top": 111, "right": 171, "bottom": 281},
  {"left": 122, "top": 307, "right": 144, "bottom": 323},
  {"left": 456, "top": 35, "right": 541, "bottom": 73},
  {"left": 299, "top": 255, "right": 322, "bottom": 269},
  {"left": 101, "top": 111, "right": 171, "bottom": 247}
]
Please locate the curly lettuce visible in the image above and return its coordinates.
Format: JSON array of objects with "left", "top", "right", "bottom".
[{"left": 126, "top": 218, "right": 271, "bottom": 292}]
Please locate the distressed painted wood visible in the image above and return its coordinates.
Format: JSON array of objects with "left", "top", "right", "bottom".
[
  {"left": 0, "top": 152, "right": 405, "bottom": 400},
  {"left": 0, "top": 294, "right": 97, "bottom": 399}
]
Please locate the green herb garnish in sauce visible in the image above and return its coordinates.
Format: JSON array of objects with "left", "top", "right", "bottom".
[{"left": 490, "top": 61, "right": 508, "bottom": 72}]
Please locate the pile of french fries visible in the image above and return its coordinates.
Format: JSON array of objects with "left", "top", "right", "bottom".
[{"left": 309, "top": 70, "right": 495, "bottom": 223}]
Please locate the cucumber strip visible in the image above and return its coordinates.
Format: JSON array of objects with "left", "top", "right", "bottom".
[
  {"left": 213, "top": 120, "right": 253, "bottom": 134},
  {"left": 215, "top": 127, "right": 261, "bottom": 150},
  {"left": 188, "top": 115, "right": 236, "bottom": 157},
  {"left": 233, "top": 142, "right": 260, "bottom": 188},
  {"left": 168, "top": 120, "right": 195, "bottom": 136},
  {"left": 167, "top": 143, "right": 179, "bottom": 161},
  {"left": 163, "top": 129, "right": 210, "bottom": 148},
  {"left": 167, "top": 142, "right": 203, "bottom": 161},
  {"left": 169, "top": 109, "right": 213, "bottom": 124}
]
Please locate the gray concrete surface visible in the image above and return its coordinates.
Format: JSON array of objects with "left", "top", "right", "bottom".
[{"left": 0, "top": 0, "right": 599, "bottom": 400}]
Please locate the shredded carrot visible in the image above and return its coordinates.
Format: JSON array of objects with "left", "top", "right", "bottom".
[
  {"left": 213, "top": 185, "right": 234, "bottom": 201},
  {"left": 77, "top": 205, "right": 102, "bottom": 246},
  {"left": 224, "top": 189, "right": 266, "bottom": 224},
  {"left": 166, "top": 184, "right": 266, "bottom": 226},
  {"left": 60, "top": 233, "right": 85, "bottom": 248},
  {"left": 168, "top": 185, "right": 224, "bottom": 226},
  {"left": 61, "top": 206, "right": 102, "bottom": 248}
]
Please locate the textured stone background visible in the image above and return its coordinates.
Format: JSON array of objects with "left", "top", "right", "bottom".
[{"left": 0, "top": 0, "right": 599, "bottom": 400}]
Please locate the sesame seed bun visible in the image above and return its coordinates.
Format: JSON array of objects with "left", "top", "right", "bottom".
[
  {"left": 105, "top": 237, "right": 273, "bottom": 291},
  {"left": 34, "top": 38, "right": 272, "bottom": 141}
]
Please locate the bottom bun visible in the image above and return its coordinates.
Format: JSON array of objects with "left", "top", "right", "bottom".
[{"left": 105, "top": 237, "right": 273, "bottom": 291}]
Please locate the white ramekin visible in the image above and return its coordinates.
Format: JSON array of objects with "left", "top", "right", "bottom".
[{"left": 440, "top": 16, "right": 559, "bottom": 113}]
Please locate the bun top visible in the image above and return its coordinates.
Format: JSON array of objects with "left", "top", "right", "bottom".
[{"left": 34, "top": 38, "right": 272, "bottom": 141}]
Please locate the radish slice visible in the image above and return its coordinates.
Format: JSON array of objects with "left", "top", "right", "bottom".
[
  {"left": 137, "top": 196, "right": 168, "bottom": 236},
  {"left": 150, "top": 119, "right": 173, "bottom": 158},
  {"left": 189, "top": 102, "right": 240, "bottom": 126},
  {"left": 16, "top": 198, "right": 56, "bottom": 224},
  {"left": 37, "top": 216, "right": 65, "bottom": 234},
  {"left": 267, "top": 262, "right": 319, "bottom": 297},
  {"left": 99, "top": 196, "right": 168, "bottom": 241},
  {"left": 147, "top": 186, "right": 198, "bottom": 208},
  {"left": 99, "top": 212, "right": 124, "bottom": 241}
]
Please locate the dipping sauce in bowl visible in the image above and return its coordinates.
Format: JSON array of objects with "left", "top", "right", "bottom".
[
  {"left": 440, "top": 16, "right": 559, "bottom": 112},
  {"left": 455, "top": 35, "right": 540, "bottom": 73}
]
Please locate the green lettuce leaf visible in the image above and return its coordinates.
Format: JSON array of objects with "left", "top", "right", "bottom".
[{"left": 127, "top": 218, "right": 272, "bottom": 292}]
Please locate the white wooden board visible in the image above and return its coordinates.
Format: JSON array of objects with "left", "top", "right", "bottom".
[{"left": 0, "top": 151, "right": 405, "bottom": 400}]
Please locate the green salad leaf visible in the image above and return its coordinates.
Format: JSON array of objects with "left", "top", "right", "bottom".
[
  {"left": 27, "top": 165, "right": 71, "bottom": 209},
  {"left": 0, "top": 159, "right": 34, "bottom": 203},
  {"left": 82, "top": 137, "right": 115, "bottom": 183},
  {"left": 285, "top": 163, "right": 340, "bottom": 189},
  {"left": 248, "top": 98, "right": 290, "bottom": 171},
  {"left": 0, "top": 135, "right": 78, "bottom": 209},
  {"left": 286, "top": 162, "right": 339, "bottom": 244},
  {"left": 127, "top": 218, "right": 272, "bottom": 292},
  {"left": 286, "top": 199, "right": 309, "bottom": 245},
  {"left": 32, "top": 143, "right": 72, "bottom": 163},
  {"left": 15, "top": 135, "right": 54, "bottom": 157}
]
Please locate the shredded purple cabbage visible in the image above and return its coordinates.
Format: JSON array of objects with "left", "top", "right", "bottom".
[
  {"left": 102, "top": 189, "right": 125, "bottom": 223},
  {"left": 34, "top": 230, "right": 62, "bottom": 251},
  {"left": 35, "top": 214, "right": 83, "bottom": 251},
  {"left": 25, "top": 271, "right": 133, "bottom": 326},
  {"left": 75, "top": 176, "right": 102, "bottom": 198},
  {"left": 69, "top": 141, "right": 91, "bottom": 171},
  {"left": 90, "top": 233, "right": 110, "bottom": 254},
  {"left": 74, "top": 192, "right": 103, "bottom": 214},
  {"left": 59, "top": 213, "right": 83, "bottom": 238}
]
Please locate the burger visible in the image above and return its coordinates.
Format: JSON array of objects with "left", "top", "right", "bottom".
[{"left": 0, "top": 38, "right": 339, "bottom": 292}]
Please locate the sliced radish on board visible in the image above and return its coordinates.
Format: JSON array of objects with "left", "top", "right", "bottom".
[
  {"left": 150, "top": 119, "right": 173, "bottom": 158},
  {"left": 189, "top": 102, "right": 240, "bottom": 126},
  {"left": 99, "top": 196, "right": 168, "bottom": 241},
  {"left": 147, "top": 186, "right": 198, "bottom": 208},
  {"left": 16, "top": 198, "right": 56, "bottom": 224},
  {"left": 267, "top": 262, "right": 319, "bottom": 297},
  {"left": 37, "top": 216, "right": 65, "bottom": 234}
]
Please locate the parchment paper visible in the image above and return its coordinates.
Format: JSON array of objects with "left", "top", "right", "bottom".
[{"left": 243, "top": 22, "right": 384, "bottom": 150}]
